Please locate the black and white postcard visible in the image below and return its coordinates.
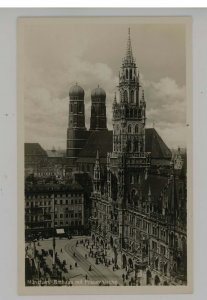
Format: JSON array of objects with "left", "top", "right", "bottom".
[{"left": 17, "top": 16, "right": 192, "bottom": 295}]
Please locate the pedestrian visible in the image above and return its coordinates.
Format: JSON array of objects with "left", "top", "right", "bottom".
[
  {"left": 70, "top": 264, "right": 72, "bottom": 270},
  {"left": 61, "top": 248, "right": 62, "bottom": 253},
  {"left": 75, "top": 262, "right": 77, "bottom": 267},
  {"left": 85, "top": 274, "right": 88, "bottom": 280}
]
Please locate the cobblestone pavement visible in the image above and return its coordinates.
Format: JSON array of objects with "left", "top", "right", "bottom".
[{"left": 26, "top": 236, "right": 132, "bottom": 286}]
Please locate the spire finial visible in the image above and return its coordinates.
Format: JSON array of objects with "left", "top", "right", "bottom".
[
  {"left": 125, "top": 27, "right": 133, "bottom": 63},
  {"left": 96, "top": 148, "right": 99, "bottom": 160}
]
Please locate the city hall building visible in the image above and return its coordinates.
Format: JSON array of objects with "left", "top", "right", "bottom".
[{"left": 90, "top": 29, "right": 187, "bottom": 286}]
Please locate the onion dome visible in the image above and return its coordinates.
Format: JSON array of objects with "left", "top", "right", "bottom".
[
  {"left": 69, "top": 83, "right": 84, "bottom": 99},
  {"left": 91, "top": 85, "right": 106, "bottom": 100}
]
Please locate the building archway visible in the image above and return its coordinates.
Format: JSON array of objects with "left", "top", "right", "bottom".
[
  {"left": 176, "top": 256, "right": 181, "bottom": 272},
  {"left": 128, "top": 258, "right": 133, "bottom": 270},
  {"left": 163, "top": 281, "right": 168, "bottom": 286},
  {"left": 155, "top": 257, "right": 159, "bottom": 270},
  {"left": 146, "top": 270, "right": 152, "bottom": 285},
  {"left": 110, "top": 236, "right": 114, "bottom": 248},
  {"left": 164, "top": 262, "right": 168, "bottom": 276},
  {"left": 154, "top": 275, "right": 160, "bottom": 286},
  {"left": 169, "top": 232, "right": 174, "bottom": 247},
  {"left": 122, "top": 254, "right": 127, "bottom": 268}
]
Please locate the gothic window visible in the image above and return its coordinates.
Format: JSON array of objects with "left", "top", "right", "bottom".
[
  {"left": 130, "top": 176, "right": 134, "bottom": 184},
  {"left": 128, "top": 124, "right": 132, "bottom": 133},
  {"left": 128, "top": 141, "right": 131, "bottom": 152},
  {"left": 135, "top": 124, "right": 139, "bottom": 133},
  {"left": 130, "top": 90, "right": 134, "bottom": 103},
  {"left": 70, "top": 103, "right": 73, "bottom": 113},
  {"left": 79, "top": 103, "right": 83, "bottom": 113},
  {"left": 124, "top": 90, "right": 128, "bottom": 102},
  {"left": 134, "top": 140, "right": 138, "bottom": 152},
  {"left": 130, "top": 69, "right": 132, "bottom": 80},
  {"left": 126, "top": 69, "right": 128, "bottom": 79}
]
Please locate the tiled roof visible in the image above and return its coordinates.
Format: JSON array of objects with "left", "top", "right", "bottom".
[
  {"left": 78, "top": 130, "right": 113, "bottom": 158},
  {"left": 25, "top": 143, "right": 47, "bottom": 156},
  {"left": 145, "top": 128, "right": 172, "bottom": 159},
  {"left": 77, "top": 128, "right": 171, "bottom": 161},
  {"left": 140, "top": 174, "right": 169, "bottom": 199}
]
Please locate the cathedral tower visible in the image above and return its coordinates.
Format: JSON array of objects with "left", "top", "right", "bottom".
[
  {"left": 108, "top": 28, "right": 150, "bottom": 248},
  {"left": 66, "top": 83, "right": 87, "bottom": 165},
  {"left": 113, "top": 28, "right": 146, "bottom": 156},
  {"left": 90, "top": 86, "right": 107, "bottom": 131}
]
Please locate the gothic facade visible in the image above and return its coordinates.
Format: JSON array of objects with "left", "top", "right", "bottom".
[{"left": 90, "top": 29, "right": 187, "bottom": 286}]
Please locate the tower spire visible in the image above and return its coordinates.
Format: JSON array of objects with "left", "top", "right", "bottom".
[{"left": 125, "top": 27, "right": 134, "bottom": 63}]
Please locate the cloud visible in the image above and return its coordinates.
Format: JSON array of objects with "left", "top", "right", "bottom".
[
  {"left": 24, "top": 26, "right": 186, "bottom": 150},
  {"left": 142, "top": 76, "right": 186, "bottom": 148},
  {"left": 24, "top": 54, "right": 118, "bottom": 149}
]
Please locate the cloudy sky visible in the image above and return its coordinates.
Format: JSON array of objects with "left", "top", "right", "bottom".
[{"left": 23, "top": 18, "right": 187, "bottom": 150}]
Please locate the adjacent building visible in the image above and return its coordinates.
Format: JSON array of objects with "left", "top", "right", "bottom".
[{"left": 25, "top": 182, "right": 85, "bottom": 237}]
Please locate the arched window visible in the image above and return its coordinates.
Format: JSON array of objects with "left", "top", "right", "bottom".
[
  {"left": 128, "top": 124, "right": 132, "bottom": 133},
  {"left": 126, "top": 69, "right": 128, "bottom": 79},
  {"left": 130, "top": 90, "right": 134, "bottom": 103},
  {"left": 134, "top": 140, "right": 138, "bottom": 152},
  {"left": 130, "top": 69, "right": 132, "bottom": 79},
  {"left": 128, "top": 141, "right": 131, "bottom": 152},
  {"left": 135, "top": 124, "right": 139, "bottom": 133},
  {"left": 124, "top": 90, "right": 128, "bottom": 102}
]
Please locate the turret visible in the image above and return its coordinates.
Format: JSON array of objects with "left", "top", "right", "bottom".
[
  {"left": 66, "top": 83, "right": 87, "bottom": 165},
  {"left": 90, "top": 85, "right": 107, "bottom": 131}
]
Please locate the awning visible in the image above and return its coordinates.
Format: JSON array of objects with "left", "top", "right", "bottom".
[{"left": 56, "top": 228, "right": 65, "bottom": 234}]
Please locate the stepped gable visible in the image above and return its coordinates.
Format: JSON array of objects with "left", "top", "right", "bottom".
[{"left": 145, "top": 128, "right": 172, "bottom": 159}]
